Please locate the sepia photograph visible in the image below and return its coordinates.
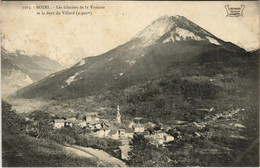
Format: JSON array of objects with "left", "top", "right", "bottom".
[{"left": 0, "top": 1, "right": 259, "bottom": 167}]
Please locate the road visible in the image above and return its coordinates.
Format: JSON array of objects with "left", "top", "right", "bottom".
[
  {"left": 65, "top": 146, "right": 93, "bottom": 158},
  {"left": 65, "top": 145, "right": 127, "bottom": 167}
]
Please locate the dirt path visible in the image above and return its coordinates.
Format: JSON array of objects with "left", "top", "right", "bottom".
[
  {"left": 72, "top": 145, "right": 127, "bottom": 167},
  {"left": 65, "top": 146, "right": 93, "bottom": 158}
]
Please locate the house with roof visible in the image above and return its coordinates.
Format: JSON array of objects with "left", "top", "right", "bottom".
[
  {"left": 94, "top": 128, "right": 111, "bottom": 138},
  {"left": 134, "top": 123, "right": 145, "bottom": 133},
  {"left": 86, "top": 116, "right": 100, "bottom": 123},
  {"left": 108, "top": 129, "right": 120, "bottom": 140},
  {"left": 155, "top": 130, "right": 165, "bottom": 137},
  {"left": 134, "top": 117, "right": 143, "bottom": 123},
  {"left": 124, "top": 128, "right": 134, "bottom": 138},
  {"left": 67, "top": 117, "right": 77, "bottom": 121},
  {"left": 161, "top": 125, "right": 172, "bottom": 132},
  {"left": 164, "top": 134, "right": 175, "bottom": 142},
  {"left": 118, "top": 129, "right": 126, "bottom": 138},
  {"left": 144, "top": 130, "right": 174, "bottom": 147},
  {"left": 144, "top": 122, "right": 156, "bottom": 128},
  {"left": 86, "top": 120, "right": 105, "bottom": 130},
  {"left": 85, "top": 112, "right": 100, "bottom": 122},
  {"left": 64, "top": 119, "right": 75, "bottom": 127},
  {"left": 75, "top": 120, "right": 87, "bottom": 128},
  {"left": 102, "top": 119, "right": 111, "bottom": 127},
  {"left": 155, "top": 130, "right": 174, "bottom": 142},
  {"left": 53, "top": 119, "right": 65, "bottom": 129}
]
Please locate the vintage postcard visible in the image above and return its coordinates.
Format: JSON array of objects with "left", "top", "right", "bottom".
[{"left": 0, "top": 1, "right": 259, "bottom": 167}]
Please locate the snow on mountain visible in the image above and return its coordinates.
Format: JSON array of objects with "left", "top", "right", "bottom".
[
  {"left": 134, "top": 15, "right": 222, "bottom": 48},
  {"left": 130, "top": 45, "right": 136, "bottom": 50},
  {"left": 1, "top": 47, "right": 65, "bottom": 82},
  {"left": 206, "top": 36, "right": 221, "bottom": 45},
  {"left": 78, "top": 59, "right": 86, "bottom": 66},
  {"left": 163, "top": 27, "right": 203, "bottom": 44},
  {"left": 163, "top": 37, "right": 172, "bottom": 43},
  {"left": 3, "top": 35, "right": 87, "bottom": 66},
  {"left": 1, "top": 46, "right": 66, "bottom": 96},
  {"left": 15, "top": 15, "right": 245, "bottom": 99},
  {"left": 175, "top": 28, "right": 203, "bottom": 41},
  {"left": 64, "top": 70, "right": 85, "bottom": 86},
  {"left": 135, "top": 15, "right": 177, "bottom": 46}
]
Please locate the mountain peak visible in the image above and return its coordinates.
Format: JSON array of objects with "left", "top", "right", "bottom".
[
  {"left": 151, "top": 15, "right": 181, "bottom": 23},
  {"left": 134, "top": 15, "right": 220, "bottom": 47},
  {"left": 136, "top": 15, "right": 181, "bottom": 36},
  {"left": 134, "top": 15, "right": 180, "bottom": 46}
]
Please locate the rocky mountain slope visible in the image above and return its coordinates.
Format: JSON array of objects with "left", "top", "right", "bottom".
[
  {"left": 1, "top": 47, "right": 65, "bottom": 95},
  {"left": 15, "top": 15, "right": 245, "bottom": 99},
  {"left": 1, "top": 55, "right": 33, "bottom": 96}
]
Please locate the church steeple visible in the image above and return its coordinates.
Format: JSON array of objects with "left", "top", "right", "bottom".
[{"left": 116, "top": 105, "right": 121, "bottom": 124}]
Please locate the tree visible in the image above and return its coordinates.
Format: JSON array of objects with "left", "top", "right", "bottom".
[
  {"left": 75, "top": 112, "right": 81, "bottom": 120},
  {"left": 128, "top": 134, "right": 173, "bottom": 166},
  {"left": 28, "top": 110, "right": 53, "bottom": 138},
  {"left": 2, "top": 100, "right": 27, "bottom": 135}
]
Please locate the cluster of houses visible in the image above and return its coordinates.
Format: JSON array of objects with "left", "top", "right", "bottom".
[
  {"left": 53, "top": 112, "right": 109, "bottom": 131},
  {"left": 53, "top": 105, "right": 175, "bottom": 160}
]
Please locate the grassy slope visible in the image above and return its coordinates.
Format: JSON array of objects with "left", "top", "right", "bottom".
[{"left": 2, "top": 134, "right": 107, "bottom": 167}]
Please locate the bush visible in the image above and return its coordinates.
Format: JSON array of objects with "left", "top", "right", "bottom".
[
  {"left": 64, "top": 136, "right": 76, "bottom": 145},
  {"left": 2, "top": 100, "right": 27, "bottom": 135}
]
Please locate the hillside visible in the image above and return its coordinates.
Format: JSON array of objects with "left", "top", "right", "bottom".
[
  {"left": 15, "top": 15, "right": 245, "bottom": 99},
  {"left": 2, "top": 134, "right": 108, "bottom": 167},
  {"left": 1, "top": 100, "right": 110, "bottom": 167}
]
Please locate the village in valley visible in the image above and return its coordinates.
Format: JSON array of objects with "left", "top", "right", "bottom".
[
  {"left": 51, "top": 105, "right": 175, "bottom": 160},
  {"left": 18, "top": 97, "right": 249, "bottom": 166}
]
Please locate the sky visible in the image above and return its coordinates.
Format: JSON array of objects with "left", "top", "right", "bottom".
[{"left": 0, "top": 1, "right": 259, "bottom": 65}]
